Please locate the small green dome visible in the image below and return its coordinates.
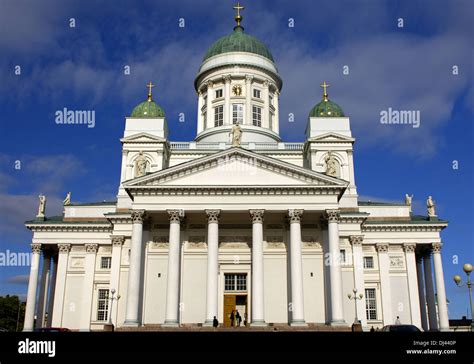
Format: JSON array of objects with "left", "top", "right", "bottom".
[
  {"left": 309, "top": 99, "right": 345, "bottom": 118},
  {"left": 203, "top": 27, "right": 274, "bottom": 62},
  {"left": 131, "top": 99, "right": 165, "bottom": 118}
]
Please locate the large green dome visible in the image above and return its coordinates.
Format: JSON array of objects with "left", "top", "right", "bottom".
[
  {"left": 309, "top": 99, "right": 345, "bottom": 118},
  {"left": 131, "top": 99, "right": 165, "bottom": 118},
  {"left": 203, "top": 27, "right": 274, "bottom": 62}
]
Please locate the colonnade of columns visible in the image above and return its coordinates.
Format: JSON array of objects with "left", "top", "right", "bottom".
[
  {"left": 415, "top": 243, "right": 450, "bottom": 331},
  {"left": 23, "top": 243, "right": 69, "bottom": 331},
  {"left": 23, "top": 214, "right": 450, "bottom": 331},
  {"left": 123, "top": 208, "right": 346, "bottom": 327}
]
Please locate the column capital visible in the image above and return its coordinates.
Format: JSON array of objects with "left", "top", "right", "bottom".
[
  {"left": 403, "top": 243, "right": 416, "bottom": 253},
  {"left": 288, "top": 209, "right": 304, "bottom": 224},
  {"left": 263, "top": 80, "right": 269, "bottom": 88},
  {"left": 85, "top": 243, "right": 98, "bottom": 254},
  {"left": 224, "top": 75, "right": 232, "bottom": 83},
  {"left": 432, "top": 242, "right": 442, "bottom": 254},
  {"left": 245, "top": 75, "right": 254, "bottom": 83},
  {"left": 167, "top": 209, "right": 184, "bottom": 223},
  {"left": 31, "top": 243, "right": 42, "bottom": 254},
  {"left": 131, "top": 210, "right": 145, "bottom": 224},
  {"left": 325, "top": 209, "right": 340, "bottom": 223},
  {"left": 111, "top": 236, "right": 125, "bottom": 247},
  {"left": 376, "top": 243, "right": 389, "bottom": 253},
  {"left": 205, "top": 209, "right": 221, "bottom": 223},
  {"left": 349, "top": 235, "right": 363, "bottom": 246},
  {"left": 249, "top": 209, "right": 265, "bottom": 224},
  {"left": 206, "top": 79, "right": 214, "bottom": 88},
  {"left": 58, "top": 243, "right": 71, "bottom": 254}
]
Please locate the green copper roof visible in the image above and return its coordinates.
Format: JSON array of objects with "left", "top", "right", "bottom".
[
  {"left": 309, "top": 99, "right": 345, "bottom": 118},
  {"left": 131, "top": 100, "right": 165, "bottom": 118},
  {"left": 203, "top": 27, "right": 274, "bottom": 62}
]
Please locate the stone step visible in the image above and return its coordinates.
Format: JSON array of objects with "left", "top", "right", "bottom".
[{"left": 116, "top": 323, "right": 351, "bottom": 332}]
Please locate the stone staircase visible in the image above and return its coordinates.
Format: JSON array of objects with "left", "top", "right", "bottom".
[{"left": 116, "top": 323, "right": 351, "bottom": 332}]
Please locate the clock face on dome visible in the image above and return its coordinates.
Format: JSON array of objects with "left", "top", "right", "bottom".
[{"left": 232, "top": 84, "right": 243, "bottom": 96}]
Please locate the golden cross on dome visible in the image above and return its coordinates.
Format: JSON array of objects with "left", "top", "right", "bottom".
[
  {"left": 233, "top": 1, "right": 244, "bottom": 27},
  {"left": 147, "top": 81, "right": 155, "bottom": 101},
  {"left": 320, "top": 81, "right": 330, "bottom": 101}
]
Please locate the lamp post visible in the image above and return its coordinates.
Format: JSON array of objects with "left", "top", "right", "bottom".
[
  {"left": 453, "top": 263, "right": 474, "bottom": 332},
  {"left": 107, "top": 288, "right": 121, "bottom": 330},
  {"left": 348, "top": 288, "right": 364, "bottom": 326}
]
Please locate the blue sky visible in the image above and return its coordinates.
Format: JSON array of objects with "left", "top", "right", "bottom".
[{"left": 0, "top": 0, "right": 472, "bottom": 319}]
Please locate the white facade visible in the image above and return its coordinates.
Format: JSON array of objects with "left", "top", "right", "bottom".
[{"left": 24, "top": 24, "right": 450, "bottom": 332}]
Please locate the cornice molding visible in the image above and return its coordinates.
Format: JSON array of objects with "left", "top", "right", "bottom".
[
  {"left": 362, "top": 224, "right": 447, "bottom": 233},
  {"left": 130, "top": 185, "right": 345, "bottom": 196},
  {"left": 26, "top": 224, "right": 112, "bottom": 233}
]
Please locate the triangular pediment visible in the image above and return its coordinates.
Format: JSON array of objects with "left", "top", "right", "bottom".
[
  {"left": 308, "top": 132, "right": 355, "bottom": 142},
  {"left": 124, "top": 147, "right": 348, "bottom": 188},
  {"left": 121, "top": 132, "right": 166, "bottom": 143}
]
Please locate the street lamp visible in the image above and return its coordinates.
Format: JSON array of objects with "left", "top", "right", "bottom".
[
  {"left": 107, "top": 289, "right": 121, "bottom": 330},
  {"left": 453, "top": 263, "right": 473, "bottom": 332},
  {"left": 348, "top": 288, "right": 364, "bottom": 325}
]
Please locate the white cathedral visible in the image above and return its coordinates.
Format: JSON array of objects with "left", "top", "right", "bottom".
[{"left": 24, "top": 4, "right": 450, "bottom": 331}]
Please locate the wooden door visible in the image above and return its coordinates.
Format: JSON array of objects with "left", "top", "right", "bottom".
[{"left": 223, "top": 295, "right": 236, "bottom": 327}]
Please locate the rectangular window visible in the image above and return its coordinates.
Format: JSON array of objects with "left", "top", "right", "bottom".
[
  {"left": 203, "top": 95, "right": 208, "bottom": 107},
  {"left": 100, "top": 257, "right": 112, "bottom": 269},
  {"left": 97, "top": 289, "right": 109, "bottom": 321},
  {"left": 363, "top": 256, "right": 374, "bottom": 269},
  {"left": 253, "top": 89, "right": 261, "bottom": 98},
  {"left": 232, "top": 104, "right": 244, "bottom": 124},
  {"left": 214, "top": 105, "right": 224, "bottom": 127},
  {"left": 270, "top": 113, "right": 274, "bottom": 130},
  {"left": 365, "top": 288, "right": 377, "bottom": 320},
  {"left": 215, "top": 89, "right": 223, "bottom": 99},
  {"left": 224, "top": 274, "right": 247, "bottom": 292},
  {"left": 252, "top": 105, "right": 262, "bottom": 127},
  {"left": 203, "top": 111, "right": 207, "bottom": 128},
  {"left": 269, "top": 95, "right": 273, "bottom": 105},
  {"left": 340, "top": 249, "right": 346, "bottom": 264}
]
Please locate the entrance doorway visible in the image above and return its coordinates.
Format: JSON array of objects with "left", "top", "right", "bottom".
[{"left": 223, "top": 273, "right": 248, "bottom": 327}]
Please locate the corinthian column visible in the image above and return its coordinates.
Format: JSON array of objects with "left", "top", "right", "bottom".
[
  {"left": 350, "top": 235, "right": 365, "bottom": 326},
  {"left": 80, "top": 243, "right": 98, "bottom": 331},
  {"left": 206, "top": 81, "right": 214, "bottom": 129},
  {"left": 35, "top": 250, "right": 51, "bottom": 329},
  {"left": 224, "top": 76, "right": 231, "bottom": 125},
  {"left": 124, "top": 210, "right": 145, "bottom": 326},
  {"left": 250, "top": 209, "right": 266, "bottom": 326},
  {"left": 327, "top": 210, "right": 345, "bottom": 325},
  {"left": 24, "top": 243, "right": 42, "bottom": 331},
  {"left": 432, "top": 242, "right": 449, "bottom": 331},
  {"left": 110, "top": 236, "right": 125, "bottom": 326},
  {"left": 377, "top": 243, "right": 393, "bottom": 325},
  {"left": 51, "top": 243, "right": 71, "bottom": 327},
  {"left": 197, "top": 90, "right": 204, "bottom": 133},
  {"left": 404, "top": 243, "right": 422, "bottom": 329},
  {"left": 204, "top": 209, "right": 220, "bottom": 326},
  {"left": 245, "top": 75, "right": 253, "bottom": 125},
  {"left": 164, "top": 209, "right": 184, "bottom": 326},
  {"left": 288, "top": 209, "right": 307, "bottom": 326},
  {"left": 423, "top": 248, "right": 438, "bottom": 331},
  {"left": 416, "top": 255, "right": 429, "bottom": 331}
]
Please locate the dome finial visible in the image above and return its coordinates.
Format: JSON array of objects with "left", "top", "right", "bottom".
[
  {"left": 320, "top": 81, "right": 330, "bottom": 102},
  {"left": 146, "top": 81, "right": 155, "bottom": 102},
  {"left": 233, "top": 1, "right": 245, "bottom": 31}
]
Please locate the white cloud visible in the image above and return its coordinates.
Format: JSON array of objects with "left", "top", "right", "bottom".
[{"left": 4, "top": 275, "right": 29, "bottom": 285}]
